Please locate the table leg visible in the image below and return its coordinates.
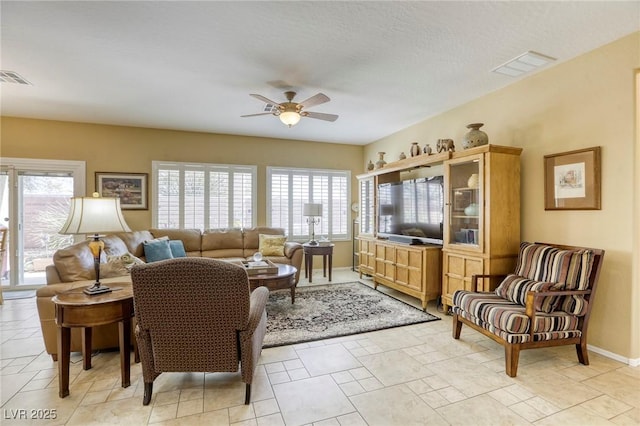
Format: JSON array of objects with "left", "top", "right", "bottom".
[
  {"left": 329, "top": 254, "right": 333, "bottom": 282},
  {"left": 82, "top": 327, "right": 92, "bottom": 370},
  {"left": 323, "top": 255, "right": 327, "bottom": 277},
  {"left": 119, "top": 319, "right": 131, "bottom": 388},
  {"left": 57, "top": 325, "right": 71, "bottom": 398}
]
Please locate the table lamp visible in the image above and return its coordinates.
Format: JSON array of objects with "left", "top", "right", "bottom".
[
  {"left": 303, "top": 203, "right": 322, "bottom": 245},
  {"left": 59, "top": 193, "right": 131, "bottom": 295}
]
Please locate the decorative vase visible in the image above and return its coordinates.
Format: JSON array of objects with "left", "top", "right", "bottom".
[
  {"left": 467, "top": 173, "right": 479, "bottom": 188},
  {"left": 410, "top": 142, "right": 420, "bottom": 157},
  {"left": 423, "top": 144, "right": 432, "bottom": 155},
  {"left": 464, "top": 203, "right": 479, "bottom": 216},
  {"left": 375, "top": 152, "right": 387, "bottom": 169},
  {"left": 367, "top": 160, "right": 374, "bottom": 171},
  {"left": 462, "top": 123, "right": 488, "bottom": 149},
  {"left": 399, "top": 152, "right": 406, "bottom": 160}
]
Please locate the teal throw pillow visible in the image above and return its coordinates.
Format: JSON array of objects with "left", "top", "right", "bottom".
[
  {"left": 169, "top": 240, "right": 187, "bottom": 258},
  {"left": 143, "top": 239, "right": 174, "bottom": 263}
]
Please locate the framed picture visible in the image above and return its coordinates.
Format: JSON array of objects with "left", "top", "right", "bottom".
[
  {"left": 544, "top": 146, "right": 601, "bottom": 210},
  {"left": 95, "top": 172, "right": 148, "bottom": 210},
  {"left": 453, "top": 189, "right": 473, "bottom": 212}
]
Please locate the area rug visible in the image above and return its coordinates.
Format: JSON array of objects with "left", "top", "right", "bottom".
[{"left": 263, "top": 281, "right": 439, "bottom": 348}]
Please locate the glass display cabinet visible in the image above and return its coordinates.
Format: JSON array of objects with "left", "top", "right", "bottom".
[{"left": 445, "top": 155, "right": 483, "bottom": 251}]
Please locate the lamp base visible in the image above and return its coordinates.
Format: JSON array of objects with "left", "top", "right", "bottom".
[
  {"left": 83, "top": 283, "right": 112, "bottom": 296},
  {"left": 308, "top": 240, "right": 319, "bottom": 246}
]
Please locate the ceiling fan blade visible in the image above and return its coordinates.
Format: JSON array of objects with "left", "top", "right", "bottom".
[
  {"left": 249, "top": 94, "right": 283, "bottom": 107},
  {"left": 299, "top": 93, "right": 330, "bottom": 109},
  {"left": 241, "top": 112, "right": 275, "bottom": 118},
  {"left": 303, "top": 111, "right": 339, "bottom": 122}
]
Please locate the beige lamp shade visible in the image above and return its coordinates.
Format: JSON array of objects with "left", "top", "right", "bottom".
[
  {"left": 303, "top": 203, "right": 323, "bottom": 217},
  {"left": 60, "top": 194, "right": 131, "bottom": 235}
]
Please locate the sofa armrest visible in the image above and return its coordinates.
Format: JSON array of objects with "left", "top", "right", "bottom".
[
  {"left": 45, "top": 264, "right": 62, "bottom": 284},
  {"left": 284, "top": 241, "right": 302, "bottom": 259},
  {"left": 247, "top": 286, "right": 269, "bottom": 331}
]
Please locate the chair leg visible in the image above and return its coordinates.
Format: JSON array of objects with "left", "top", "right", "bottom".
[
  {"left": 576, "top": 342, "right": 590, "bottom": 365},
  {"left": 244, "top": 383, "right": 251, "bottom": 405},
  {"left": 143, "top": 382, "right": 153, "bottom": 406},
  {"left": 452, "top": 314, "right": 463, "bottom": 339},
  {"left": 505, "top": 344, "right": 520, "bottom": 377}
]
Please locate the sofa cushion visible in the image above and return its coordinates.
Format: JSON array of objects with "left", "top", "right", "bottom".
[
  {"left": 169, "top": 240, "right": 187, "bottom": 258},
  {"left": 514, "top": 242, "right": 594, "bottom": 290},
  {"left": 495, "top": 274, "right": 560, "bottom": 313},
  {"left": 453, "top": 290, "right": 581, "bottom": 343},
  {"left": 114, "top": 230, "right": 155, "bottom": 259},
  {"left": 143, "top": 239, "right": 174, "bottom": 263},
  {"left": 101, "top": 252, "right": 144, "bottom": 278},
  {"left": 201, "top": 229, "right": 244, "bottom": 258},
  {"left": 514, "top": 243, "right": 595, "bottom": 316},
  {"left": 53, "top": 241, "right": 95, "bottom": 282},
  {"left": 150, "top": 228, "right": 202, "bottom": 256},
  {"left": 259, "top": 234, "right": 286, "bottom": 256},
  {"left": 243, "top": 227, "right": 285, "bottom": 251}
]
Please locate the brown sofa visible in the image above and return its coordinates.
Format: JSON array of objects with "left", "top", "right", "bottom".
[{"left": 37, "top": 227, "right": 302, "bottom": 360}]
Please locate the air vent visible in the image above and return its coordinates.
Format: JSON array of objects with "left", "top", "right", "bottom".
[
  {"left": 492, "top": 51, "right": 556, "bottom": 77},
  {"left": 0, "top": 70, "right": 32, "bottom": 85}
]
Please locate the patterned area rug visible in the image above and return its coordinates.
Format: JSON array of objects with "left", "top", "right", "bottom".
[{"left": 263, "top": 281, "right": 439, "bottom": 348}]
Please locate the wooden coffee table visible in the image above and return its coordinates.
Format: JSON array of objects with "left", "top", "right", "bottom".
[
  {"left": 248, "top": 263, "right": 297, "bottom": 303},
  {"left": 52, "top": 282, "right": 134, "bottom": 398}
]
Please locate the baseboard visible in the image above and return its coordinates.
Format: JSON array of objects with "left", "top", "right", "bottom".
[{"left": 587, "top": 344, "right": 640, "bottom": 367}]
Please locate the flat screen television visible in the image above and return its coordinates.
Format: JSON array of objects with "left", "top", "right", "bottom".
[{"left": 377, "top": 176, "right": 444, "bottom": 245}]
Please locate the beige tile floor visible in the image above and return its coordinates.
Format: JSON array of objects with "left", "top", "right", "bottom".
[{"left": 1, "top": 268, "right": 639, "bottom": 425}]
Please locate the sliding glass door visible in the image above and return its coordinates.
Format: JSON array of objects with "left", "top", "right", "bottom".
[{"left": 0, "top": 159, "right": 85, "bottom": 291}]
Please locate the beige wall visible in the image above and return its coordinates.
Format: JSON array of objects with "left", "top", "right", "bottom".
[
  {"left": 365, "top": 32, "right": 640, "bottom": 361},
  {"left": 0, "top": 118, "right": 364, "bottom": 268}
]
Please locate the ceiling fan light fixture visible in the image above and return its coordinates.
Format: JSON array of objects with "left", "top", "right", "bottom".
[{"left": 279, "top": 111, "right": 300, "bottom": 127}]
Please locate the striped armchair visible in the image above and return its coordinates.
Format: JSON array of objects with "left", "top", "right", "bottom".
[
  {"left": 131, "top": 257, "right": 268, "bottom": 405},
  {"left": 452, "top": 242, "right": 605, "bottom": 377}
]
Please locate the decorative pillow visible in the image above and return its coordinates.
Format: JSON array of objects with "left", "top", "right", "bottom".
[
  {"left": 558, "top": 295, "right": 589, "bottom": 316},
  {"left": 143, "top": 239, "right": 174, "bottom": 263},
  {"left": 101, "top": 252, "right": 145, "bottom": 278},
  {"left": 514, "top": 242, "right": 594, "bottom": 291},
  {"left": 495, "top": 274, "right": 560, "bottom": 313},
  {"left": 169, "top": 240, "right": 187, "bottom": 258},
  {"left": 259, "top": 234, "right": 286, "bottom": 256}
]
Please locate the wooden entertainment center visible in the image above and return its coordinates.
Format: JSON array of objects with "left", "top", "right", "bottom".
[{"left": 356, "top": 144, "right": 522, "bottom": 311}]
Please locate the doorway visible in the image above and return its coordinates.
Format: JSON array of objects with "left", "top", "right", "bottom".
[{"left": 0, "top": 158, "right": 85, "bottom": 291}]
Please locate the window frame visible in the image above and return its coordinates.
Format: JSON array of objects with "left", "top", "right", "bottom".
[
  {"left": 266, "top": 166, "right": 351, "bottom": 242},
  {"left": 152, "top": 160, "right": 257, "bottom": 230}
]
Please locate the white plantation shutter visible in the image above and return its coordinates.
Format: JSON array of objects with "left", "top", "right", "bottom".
[
  {"left": 153, "top": 161, "right": 256, "bottom": 229},
  {"left": 267, "top": 167, "right": 351, "bottom": 240}
]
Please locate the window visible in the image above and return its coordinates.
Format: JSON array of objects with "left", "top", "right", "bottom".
[
  {"left": 267, "top": 167, "right": 351, "bottom": 241},
  {"left": 152, "top": 161, "right": 256, "bottom": 229},
  {"left": 0, "top": 158, "right": 85, "bottom": 289}
]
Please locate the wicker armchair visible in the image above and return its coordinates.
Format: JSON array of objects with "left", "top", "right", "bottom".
[{"left": 131, "top": 257, "right": 268, "bottom": 405}]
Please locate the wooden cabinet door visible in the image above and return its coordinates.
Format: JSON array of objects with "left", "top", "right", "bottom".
[
  {"left": 394, "top": 246, "right": 423, "bottom": 292},
  {"left": 358, "top": 238, "right": 375, "bottom": 275},
  {"left": 442, "top": 251, "right": 484, "bottom": 308},
  {"left": 375, "top": 243, "right": 395, "bottom": 281}
]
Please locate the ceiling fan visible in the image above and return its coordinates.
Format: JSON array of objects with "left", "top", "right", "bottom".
[{"left": 241, "top": 91, "right": 339, "bottom": 127}]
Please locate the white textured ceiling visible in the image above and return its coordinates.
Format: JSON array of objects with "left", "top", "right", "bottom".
[{"left": 1, "top": 1, "right": 639, "bottom": 145}]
